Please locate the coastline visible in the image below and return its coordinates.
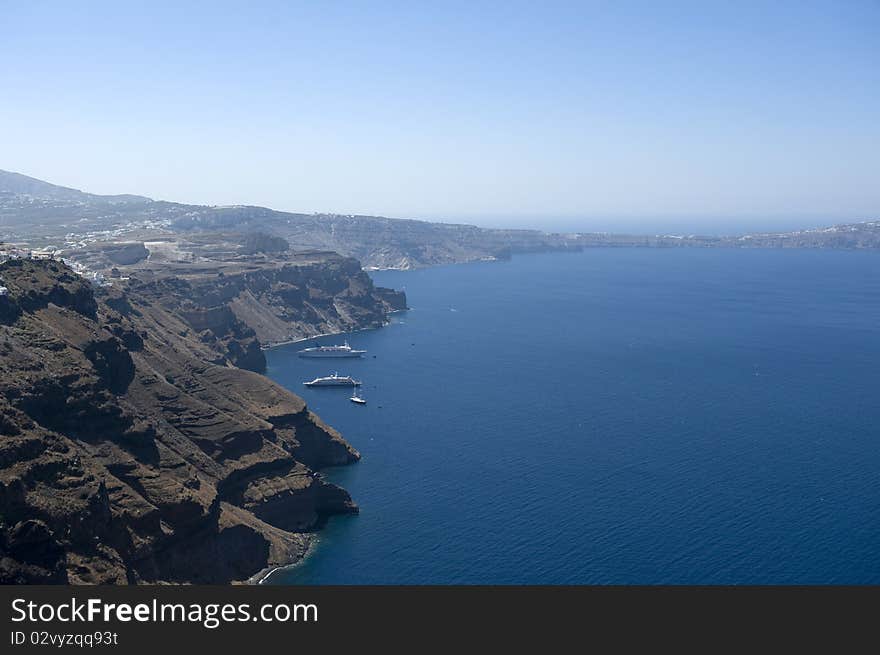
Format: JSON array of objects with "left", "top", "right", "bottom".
[
  {"left": 246, "top": 541, "right": 315, "bottom": 585},
  {"left": 260, "top": 311, "right": 407, "bottom": 350},
  {"left": 248, "top": 548, "right": 313, "bottom": 585},
  {"left": 251, "top": 309, "right": 411, "bottom": 583}
]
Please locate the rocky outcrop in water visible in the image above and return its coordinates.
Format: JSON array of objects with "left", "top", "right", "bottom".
[{"left": 0, "top": 258, "right": 364, "bottom": 584}]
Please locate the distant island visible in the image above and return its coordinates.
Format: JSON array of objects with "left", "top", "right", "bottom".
[{"left": 2, "top": 169, "right": 878, "bottom": 274}]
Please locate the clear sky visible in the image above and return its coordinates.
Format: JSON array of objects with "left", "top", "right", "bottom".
[{"left": 1, "top": 1, "right": 878, "bottom": 232}]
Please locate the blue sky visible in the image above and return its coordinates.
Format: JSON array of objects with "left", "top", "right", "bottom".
[{"left": 1, "top": 1, "right": 878, "bottom": 232}]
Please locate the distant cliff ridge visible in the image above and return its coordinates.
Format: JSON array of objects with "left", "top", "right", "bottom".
[
  {"left": 2, "top": 169, "right": 879, "bottom": 271},
  {"left": 0, "top": 257, "right": 394, "bottom": 584}
]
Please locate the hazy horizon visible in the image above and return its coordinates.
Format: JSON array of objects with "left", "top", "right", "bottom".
[
  {"left": 0, "top": 165, "right": 865, "bottom": 237},
  {"left": 2, "top": 1, "right": 877, "bottom": 231}
]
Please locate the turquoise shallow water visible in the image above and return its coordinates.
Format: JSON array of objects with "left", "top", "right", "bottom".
[{"left": 265, "top": 248, "right": 880, "bottom": 584}]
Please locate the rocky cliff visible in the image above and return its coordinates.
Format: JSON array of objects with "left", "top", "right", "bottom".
[
  {"left": 0, "top": 258, "right": 372, "bottom": 584},
  {"left": 114, "top": 250, "right": 407, "bottom": 351}
]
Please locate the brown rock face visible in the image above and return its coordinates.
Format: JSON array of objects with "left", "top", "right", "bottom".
[
  {"left": 100, "top": 250, "right": 407, "bottom": 368},
  {"left": 0, "top": 259, "right": 362, "bottom": 584},
  {"left": 135, "top": 251, "right": 407, "bottom": 349}
]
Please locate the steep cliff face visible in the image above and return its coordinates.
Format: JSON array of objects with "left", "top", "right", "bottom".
[
  {"left": 0, "top": 259, "right": 361, "bottom": 584},
  {"left": 123, "top": 252, "right": 407, "bottom": 351},
  {"left": 124, "top": 274, "right": 268, "bottom": 373},
  {"left": 196, "top": 254, "right": 406, "bottom": 347}
]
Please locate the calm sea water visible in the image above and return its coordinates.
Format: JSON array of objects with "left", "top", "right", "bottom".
[{"left": 265, "top": 248, "right": 880, "bottom": 584}]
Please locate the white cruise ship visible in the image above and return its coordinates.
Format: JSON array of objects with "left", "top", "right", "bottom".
[
  {"left": 303, "top": 373, "right": 362, "bottom": 387},
  {"left": 297, "top": 341, "right": 366, "bottom": 358}
]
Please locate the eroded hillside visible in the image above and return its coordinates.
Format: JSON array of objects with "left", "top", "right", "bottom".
[{"left": 0, "top": 258, "right": 394, "bottom": 583}]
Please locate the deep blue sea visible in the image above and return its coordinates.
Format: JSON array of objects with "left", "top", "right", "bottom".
[{"left": 265, "top": 248, "right": 880, "bottom": 584}]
